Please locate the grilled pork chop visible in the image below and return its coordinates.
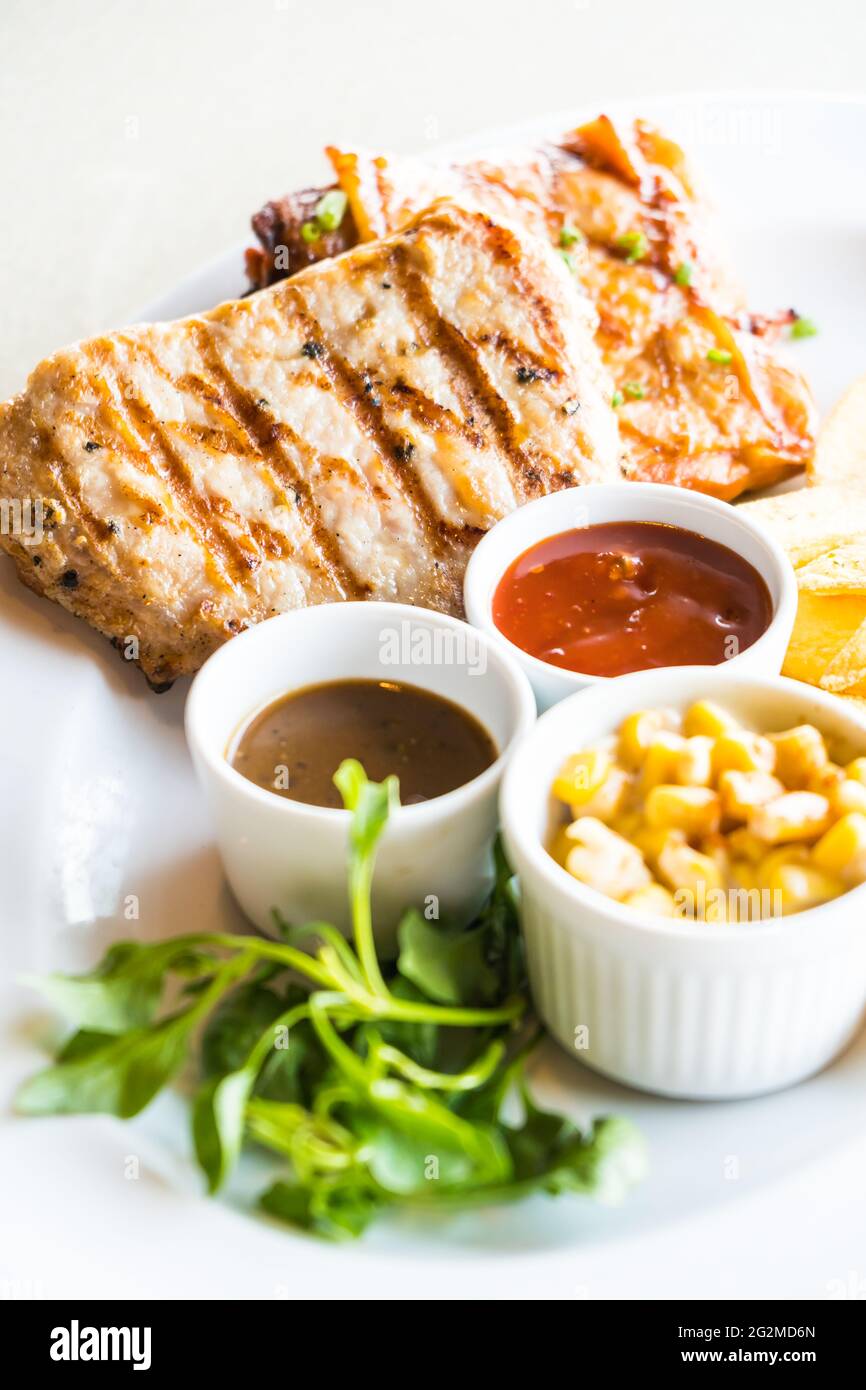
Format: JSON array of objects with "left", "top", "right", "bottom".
[
  {"left": 248, "top": 115, "right": 816, "bottom": 500},
  {"left": 0, "top": 203, "right": 619, "bottom": 686}
]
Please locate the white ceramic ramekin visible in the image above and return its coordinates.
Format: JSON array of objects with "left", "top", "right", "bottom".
[
  {"left": 464, "top": 482, "right": 798, "bottom": 711},
  {"left": 186, "top": 602, "right": 535, "bottom": 950},
  {"left": 500, "top": 666, "right": 866, "bottom": 1100}
]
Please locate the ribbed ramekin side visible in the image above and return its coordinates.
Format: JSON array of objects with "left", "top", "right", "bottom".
[{"left": 520, "top": 891, "right": 866, "bottom": 1099}]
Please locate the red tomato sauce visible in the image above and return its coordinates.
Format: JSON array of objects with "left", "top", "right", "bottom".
[{"left": 492, "top": 521, "right": 773, "bottom": 678}]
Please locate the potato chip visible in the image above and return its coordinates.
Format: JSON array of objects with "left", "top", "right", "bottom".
[
  {"left": 811, "top": 371, "right": 866, "bottom": 485},
  {"left": 740, "top": 485, "right": 866, "bottom": 567},
  {"left": 796, "top": 543, "right": 866, "bottom": 595},
  {"left": 782, "top": 591, "right": 866, "bottom": 687},
  {"left": 819, "top": 618, "right": 866, "bottom": 694},
  {"left": 740, "top": 377, "right": 866, "bottom": 709}
]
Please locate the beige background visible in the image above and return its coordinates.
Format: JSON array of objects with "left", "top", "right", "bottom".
[{"left": 1, "top": 0, "right": 864, "bottom": 399}]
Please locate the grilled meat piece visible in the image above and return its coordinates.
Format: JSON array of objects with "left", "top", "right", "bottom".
[
  {"left": 0, "top": 203, "right": 619, "bottom": 686},
  {"left": 248, "top": 115, "right": 815, "bottom": 500}
]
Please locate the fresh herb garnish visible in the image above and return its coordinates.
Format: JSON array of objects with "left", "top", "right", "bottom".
[
  {"left": 559, "top": 224, "right": 583, "bottom": 248},
  {"left": 674, "top": 261, "right": 693, "bottom": 287},
  {"left": 616, "top": 230, "right": 648, "bottom": 264},
  {"left": 611, "top": 390, "right": 624, "bottom": 408},
  {"left": 790, "top": 316, "right": 818, "bottom": 340},
  {"left": 706, "top": 347, "right": 733, "bottom": 365},
  {"left": 300, "top": 190, "right": 349, "bottom": 247},
  {"left": 17, "top": 763, "right": 643, "bottom": 1239},
  {"left": 314, "top": 189, "right": 349, "bottom": 232},
  {"left": 559, "top": 249, "right": 579, "bottom": 273},
  {"left": 624, "top": 382, "right": 646, "bottom": 400}
]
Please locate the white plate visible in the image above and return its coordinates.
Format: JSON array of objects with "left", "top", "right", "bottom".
[{"left": 2, "top": 93, "right": 866, "bottom": 1302}]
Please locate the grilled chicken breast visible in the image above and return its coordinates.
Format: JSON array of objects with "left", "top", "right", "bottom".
[
  {"left": 0, "top": 203, "right": 619, "bottom": 686},
  {"left": 249, "top": 115, "right": 816, "bottom": 500}
]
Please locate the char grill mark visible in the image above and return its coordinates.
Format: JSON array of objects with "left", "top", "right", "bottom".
[
  {"left": 246, "top": 121, "right": 816, "bottom": 501},
  {"left": 36, "top": 417, "right": 126, "bottom": 584},
  {"left": 188, "top": 325, "right": 364, "bottom": 601},
  {"left": 384, "top": 247, "right": 534, "bottom": 505},
  {"left": 96, "top": 338, "right": 263, "bottom": 592},
  {"left": 387, "top": 230, "right": 561, "bottom": 501},
  {"left": 283, "top": 284, "right": 461, "bottom": 571},
  {"left": 0, "top": 202, "right": 620, "bottom": 684}
]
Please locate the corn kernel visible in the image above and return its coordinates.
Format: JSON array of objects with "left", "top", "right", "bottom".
[
  {"left": 622, "top": 882, "right": 678, "bottom": 917},
  {"left": 657, "top": 840, "right": 724, "bottom": 896},
  {"left": 640, "top": 731, "right": 687, "bottom": 790},
  {"left": 574, "top": 765, "right": 632, "bottom": 823},
  {"left": 618, "top": 708, "right": 679, "bottom": 767},
  {"left": 830, "top": 779, "right": 866, "bottom": 818},
  {"left": 645, "top": 784, "right": 721, "bottom": 836},
  {"left": 808, "top": 761, "right": 846, "bottom": 796},
  {"left": 713, "top": 730, "right": 776, "bottom": 776},
  {"left": 548, "top": 703, "right": 865, "bottom": 924},
  {"left": 548, "top": 825, "right": 575, "bottom": 868},
  {"left": 766, "top": 863, "right": 844, "bottom": 916},
  {"left": 673, "top": 736, "right": 714, "bottom": 787},
  {"left": 609, "top": 809, "right": 643, "bottom": 840},
  {"left": 748, "top": 792, "right": 831, "bottom": 844},
  {"left": 845, "top": 757, "right": 866, "bottom": 787},
  {"left": 812, "top": 811, "right": 866, "bottom": 881},
  {"left": 698, "top": 832, "right": 731, "bottom": 879},
  {"left": 754, "top": 845, "right": 809, "bottom": 887},
  {"left": 683, "top": 699, "right": 740, "bottom": 739},
  {"left": 553, "top": 748, "right": 610, "bottom": 805},
  {"left": 729, "top": 858, "right": 758, "bottom": 891},
  {"left": 770, "top": 724, "right": 828, "bottom": 788},
  {"left": 564, "top": 817, "right": 652, "bottom": 899},
  {"left": 632, "top": 824, "right": 685, "bottom": 870},
  {"left": 727, "top": 827, "right": 767, "bottom": 864},
  {"left": 718, "top": 770, "right": 785, "bottom": 821}
]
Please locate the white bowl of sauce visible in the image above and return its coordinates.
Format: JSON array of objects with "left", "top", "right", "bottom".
[
  {"left": 463, "top": 482, "right": 798, "bottom": 711},
  {"left": 185, "top": 602, "right": 536, "bottom": 946}
]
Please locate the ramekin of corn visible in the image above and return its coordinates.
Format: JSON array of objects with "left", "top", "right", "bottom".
[{"left": 500, "top": 667, "right": 866, "bottom": 1099}]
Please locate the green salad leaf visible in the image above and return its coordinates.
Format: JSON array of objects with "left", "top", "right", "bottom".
[
  {"left": 22, "top": 939, "right": 212, "bottom": 1034},
  {"left": 396, "top": 909, "right": 502, "bottom": 1006},
  {"left": 19, "top": 1009, "right": 203, "bottom": 1118},
  {"left": 17, "top": 761, "right": 644, "bottom": 1238}
]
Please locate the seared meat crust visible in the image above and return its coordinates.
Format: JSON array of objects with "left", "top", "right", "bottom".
[
  {"left": 248, "top": 116, "right": 816, "bottom": 500},
  {"left": 0, "top": 204, "right": 619, "bottom": 685}
]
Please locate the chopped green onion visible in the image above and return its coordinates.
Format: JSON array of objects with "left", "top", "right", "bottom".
[
  {"left": 706, "top": 348, "right": 733, "bottom": 365},
  {"left": 624, "top": 382, "right": 646, "bottom": 400},
  {"left": 559, "top": 249, "right": 578, "bottom": 273},
  {"left": 300, "top": 220, "right": 320, "bottom": 244},
  {"left": 611, "top": 390, "right": 624, "bottom": 408},
  {"left": 559, "top": 224, "right": 584, "bottom": 248},
  {"left": 617, "top": 230, "right": 648, "bottom": 264},
  {"left": 674, "top": 261, "right": 693, "bottom": 287},
  {"left": 790, "top": 316, "right": 818, "bottom": 340},
  {"left": 314, "top": 189, "right": 349, "bottom": 233}
]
